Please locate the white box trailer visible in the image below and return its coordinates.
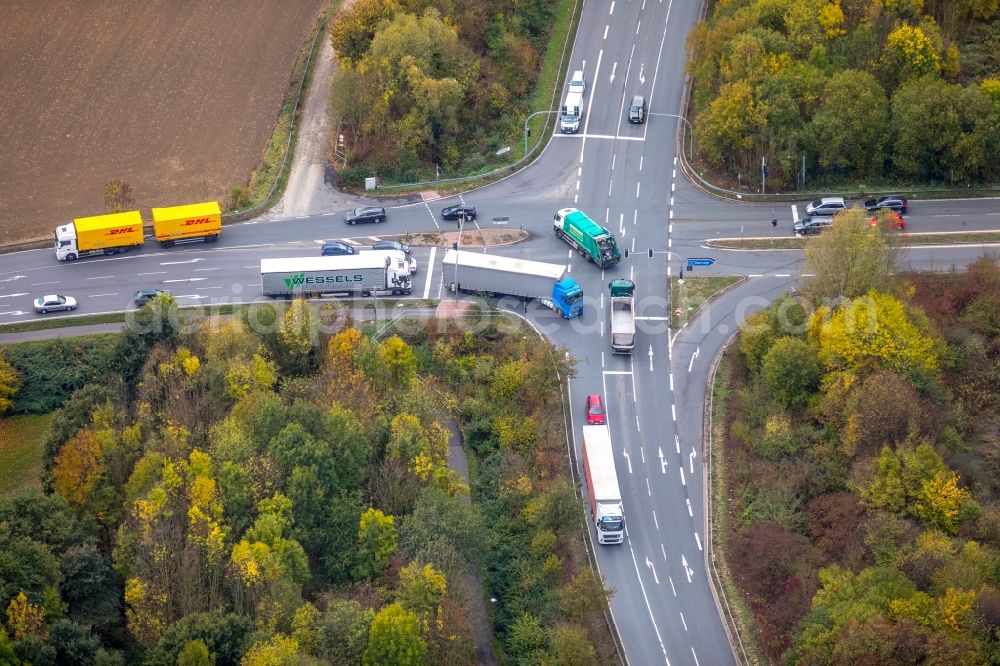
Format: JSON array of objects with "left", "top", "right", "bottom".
[
  {"left": 581, "top": 425, "right": 624, "bottom": 545},
  {"left": 441, "top": 249, "right": 584, "bottom": 318},
  {"left": 261, "top": 253, "right": 412, "bottom": 299}
]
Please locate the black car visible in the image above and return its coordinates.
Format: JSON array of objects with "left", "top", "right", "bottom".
[
  {"left": 321, "top": 241, "right": 356, "bottom": 256},
  {"left": 441, "top": 204, "right": 477, "bottom": 222},
  {"left": 864, "top": 195, "right": 908, "bottom": 214},
  {"left": 345, "top": 206, "right": 386, "bottom": 225},
  {"left": 793, "top": 216, "right": 833, "bottom": 235},
  {"left": 372, "top": 240, "right": 410, "bottom": 255},
  {"left": 133, "top": 289, "right": 169, "bottom": 306}
]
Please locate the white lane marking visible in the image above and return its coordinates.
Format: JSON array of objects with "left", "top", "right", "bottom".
[
  {"left": 161, "top": 258, "right": 205, "bottom": 265},
  {"left": 686, "top": 498, "right": 693, "bottom": 516},
  {"left": 609, "top": 0, "right": 614, "bottom": 13},
  {"left": 552, "top": 133, "right": 644, "bottom": 141},
  {"left": 603, "top": 24, "right": 609, "bottom": 39},
  {"left": 675, "top": 435, "right": 680, "bottom": 454},
  {"left": 86, "top": 275, "right": 114, "bottom": 280},
  {"left": 680, "top": 467, "right": 686, "bottom": 485},
  {"left": 695, "top": 532, "right": 702, "bottom": 551},
  {"left": 423, "top": 246, "right": 437, "bottom": 299},
  {"left": 791, "top": 204, "right": 800, "bottom": 223},
  {"left": 136, "top": 272, "right": 167, "bottom": 276},
  {"left": 671, "top": 404, "right": 676, "bottom": 421},
  {"left": 680, "top": 612, "right": 687, "bottom": 631},
  {"left": 193, "top": 267, "right": 220, "bottom": 272},
  {"left": 30, "top": 281, "right": 59, "bottom": 286},
  {"left": 88, "top": 293, "right": 118, "bottom": 298}
]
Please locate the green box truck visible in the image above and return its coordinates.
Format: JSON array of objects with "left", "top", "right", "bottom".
[{"left": 553, "top": 208, "right": 620, "bottom": 268}]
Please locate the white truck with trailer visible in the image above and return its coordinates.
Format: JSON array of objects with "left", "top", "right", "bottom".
[
  {"left": 261, "top": 252, "right": 412, "bottom": 299},
  {"left": 581, "top": 425, "right": 624, "bottom": 545},
  {"left": 609, "top": 279, "right": 636, "bottom": 354},
  {"left": 442, "top": 249, "right": 583, "bottom": 318}
]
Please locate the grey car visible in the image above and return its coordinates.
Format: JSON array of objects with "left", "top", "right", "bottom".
[
  {"left": 805, "top": 197, "right": 846, "bottom": 216},
  {"left": 372, "top": 240, "right": 410, "bottom": 255},
  {"left": 33, "top": 294, "right": 77, "bottom": 313},
  {"left": 794, "top": 216, "right": 833, "bottom": 235},
  {"left": 133, "top": 289, "right": 170, "bottom": 306}
]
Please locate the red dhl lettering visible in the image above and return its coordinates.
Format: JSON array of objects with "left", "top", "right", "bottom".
[
  {"left": 109, "top": 227, "right": 137, "bottom": 235},
  {"left": 181, "top": 217, "right": 214, "bottom": 226}
]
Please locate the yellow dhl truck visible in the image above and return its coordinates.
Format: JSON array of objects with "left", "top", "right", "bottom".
[
  {"left": 54, "top": 201, "right": 222, "bottom": 261},
  {"left": 151, "top": 201, "right": 222, "bottom": 247},
  {"left": 54, "top": 211, "right": 145, "bottom": 261}
]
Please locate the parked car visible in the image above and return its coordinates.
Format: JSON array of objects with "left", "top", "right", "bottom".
[
  {"left": 321, "top": 241, "right": 356, "bottom": 256},
  {"left": 794, "top": 216, "right": 834, "bottom": 235},
  {"left": 870, "top": 211, "right": 906, "bottom": 230},
  {"left": 628, "top": 95, "right": 647, "bottom": 123},
  {"left": 372, "top": 239, "right": 410, "bottom": 255},
  {"left": 864, "top": 195, "right": 908, "bottom": 214},
  {"left": 345, "top": 206, "right": 386, "bottom": 225},
  {"left": 441, "top": 204, "right": 477, "bottom": 222},
  {"left": 805, "top": 197, "right": 846, "bottom": 216},
  {"left": 33, "top": 294, "right": 77, "bottom": 314},
  {"left": 133, "top": 289, "right": 170, "bottom": 306},
  {"left": 586, "top": 394, "right": 607, "bottom": 425}
]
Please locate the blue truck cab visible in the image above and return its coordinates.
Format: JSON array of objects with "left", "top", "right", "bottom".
[{"left": 552, "top": 277, "right": 584, "bottom": 318}]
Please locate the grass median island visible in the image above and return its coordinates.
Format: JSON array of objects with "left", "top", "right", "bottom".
[
  {"left": 670, "top": 276, "right": 743, "bottom": 328},
  {"left": 0, "top": 413, "right": 53, "bottom": 495},
  {"left": 707, "top": 230, "right": 1000, "bottom": 250}
]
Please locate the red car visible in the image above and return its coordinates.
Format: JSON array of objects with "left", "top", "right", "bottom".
[
  {"left": 586, "top": 394, "right": 606, "bottom": 425},
  {"left": 870, "top": 211, "right": 905, "bottom": 230}
]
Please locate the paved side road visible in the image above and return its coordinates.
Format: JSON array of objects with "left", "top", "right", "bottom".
[{"left": 0, "top": 322, "right": 125, "bottom": 345}]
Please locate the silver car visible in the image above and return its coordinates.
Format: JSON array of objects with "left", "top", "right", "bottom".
[{"left": 33, "top": 294, "right": 77, "bottom": 314}]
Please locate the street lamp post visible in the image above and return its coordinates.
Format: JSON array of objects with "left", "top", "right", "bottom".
[{"left": 659, "top": 113, "right": 694, "bottom": 161}]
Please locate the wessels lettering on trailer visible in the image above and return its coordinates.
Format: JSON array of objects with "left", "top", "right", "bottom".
[
  {"left": 181, "top": 217, "right": 214, "bottom": 226},
  {"left": 282, "top": 272, "right": 364, "bottom": 289},
  {"left": 109, "top": 227, "right": 138, "bottom": 235}
]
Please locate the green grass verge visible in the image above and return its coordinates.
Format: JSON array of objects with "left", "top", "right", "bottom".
[
  {"left": 707, "top": 230, "right": 1000, "bottom": 250},
  {"left": 670, "top": 276, "right": 743, "bottom": 328},
  {"left": 0, "top": 413, "right": 53, "bottom": 496},
  {"left": 709, "top": 355, "right": 767, "bottom": 666}
]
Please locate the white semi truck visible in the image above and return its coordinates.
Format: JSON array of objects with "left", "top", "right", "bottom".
[
  {"left": 261, "top": 252, "right": 412, "bottom": 299},
  {"left": 581, "top": 425, "right": 624, "bottom": 545},
  {"left": 442, "top": 249, "right": 583, "bottom": 318},
  {"left": 609, "top": 279, "right": 636, "bottom": 354}
]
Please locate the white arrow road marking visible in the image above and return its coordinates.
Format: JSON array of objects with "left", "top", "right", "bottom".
[
  {"left": 173, "top": 295, "right": 208, "bottom": 299},
  {"left": 686, "top": 498, "right": 693, "bottom": 516},
  {"left": 161, "top": 258, "right": 205, "bottom": 265},
  {"left": 0, "top": 311, "right": 28, "bottom": 317},
  {"left": 675, "top": 434, "right": 680, "bottom": 454},
  {"left": 623, "top": 449, "right": 632, "bottom": 473},
  {"left": 645, "top": 557, "right": 660, "bottom": 584},
  {"left": 690, "top": 448, "right": 697, "bottom": 473},
  {"left": 648, "top": 345, "right": 654, "bottom": 372},
  {"left": 609, "top": 61, "right": 617, "bottom": 84},
  {"left": 0, "top": 276, "right": 27, "bottom": 283},
  {"left": 658, "top": 447, "right": 667, "bottom": 473},
  {"left": 163, "top": 278, "right": 208, "bottom": 283},
  {"left": 136, "top": 271, "right": 167, "bottom": 276},
  {"left": 0, "top": 293, "right": 28, "bottom": 299},
  {"left": 682, "top": 554, "right": 693, "bottom": 582},
  {"left": 688, "top": 346, "right": 699, "bottom": 371},
  {"left": 639, "top": 63, "right": 645, "bottom": 84}
]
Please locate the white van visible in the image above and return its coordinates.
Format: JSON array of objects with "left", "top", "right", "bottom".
[
  {"left": 569, "top": 70, "right": 586, "bottom": 95},
  {"left": 561, "top": 91, "right": 583, "bottom": 133}
]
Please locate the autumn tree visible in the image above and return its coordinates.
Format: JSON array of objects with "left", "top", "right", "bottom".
[
  {"left": 329, "top": 0, "right": 400, "bottom": 65},
  {"left": 103, "top": 179, "right": 134, "bottom": 213},
  {"left": 0, "top": 350, "right": 19, "bottom": 416},
  {"left": 803, "top": 210, "right": 898, "bottom": 301},
  {"left": 362, "top": 603, "right": 426, "bottom": 666},
  {"left": 890, "top": 77, "right": 964, "bottom": 181},
  {"left": 879, "top": 24, "right": 941, "bottom": 92},
  {"left": 396, "top": 561, "right": 446, "bottom": 620},
  {"left": 695, "top": 80, "right": 768, "bottom": 173},
  {"left": 808, "top": 291, "right": 938, "bottom": 377},
  {"left": 353, "top": 508, "right": 398, "bottom": 580},
  {"left": 278, "top": 299, "right": 318, "bottom": 376}
]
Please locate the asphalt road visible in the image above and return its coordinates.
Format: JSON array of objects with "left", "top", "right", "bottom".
[{"left": 3, "top": 0, "right": 1000, "bottom": 664}]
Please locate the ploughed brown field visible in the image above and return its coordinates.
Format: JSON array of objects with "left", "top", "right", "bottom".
[{"left": 0, "top": 0, "right": 326, "bottom": 245}]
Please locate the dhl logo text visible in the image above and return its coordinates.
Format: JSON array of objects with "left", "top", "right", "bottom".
[
  {"left": 109, "top": 227, "right": 137, "bottom": 235},
  {"left": 182, "top": 217, "right": 214, "bottom": 226}
]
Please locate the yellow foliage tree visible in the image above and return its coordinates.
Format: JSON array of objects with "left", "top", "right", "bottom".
[
  {"left": 51, "top": 428, "right": 103, "bottom": 509},
  {"left": 398, "top": 561, "right": 447, "bottom": 620},
  {"left": 0, "top": 351, "right": 19, "bottom": 416},
  {"left": 809, "top": 291, "right": 938, "bottom": 377},
  {"left": 913, "top": 470, "right": 974, "bottom": 535},
  {"left": 5, "top": 592, "right": 45, "bottom": 641}
]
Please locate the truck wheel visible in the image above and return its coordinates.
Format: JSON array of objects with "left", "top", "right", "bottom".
[
  {"left": 206, "top": 235, "right": 218, "bottom": 243},
  {"left": 66, "top": 254, "right": 76, "bottom": 261},
  {"left": 361, "top": 290, "right": 370, "bottom": 297}
]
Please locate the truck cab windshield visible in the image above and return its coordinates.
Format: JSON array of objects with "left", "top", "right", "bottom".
[{"left": 599, "top": 517, "right": 623, "bottom": 531}]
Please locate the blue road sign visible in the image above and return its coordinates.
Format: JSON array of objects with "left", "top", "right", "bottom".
[{"left": 686, "top": 257, "right": 715, "bottom": 267}]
